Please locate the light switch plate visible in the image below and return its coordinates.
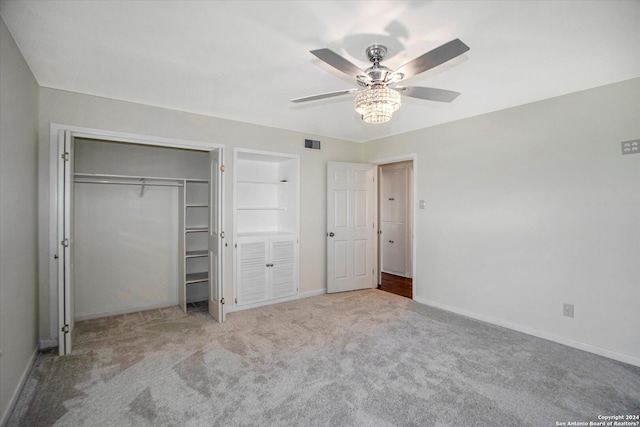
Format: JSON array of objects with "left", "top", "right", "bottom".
[{"left": 563, "top": 303, "right": 574, "bottom": 318}]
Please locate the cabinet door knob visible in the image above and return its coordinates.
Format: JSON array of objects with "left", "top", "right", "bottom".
[
  {"left": 388, "top": 240, "right": 394, "bottom": 243},
  {"left": 328, "top": 232, "right": 335, "bottom": 237}
]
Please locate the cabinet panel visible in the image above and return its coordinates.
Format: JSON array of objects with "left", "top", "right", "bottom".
[
  {"left": 270, "top": 239, "right": 297, "bottom": 299},
  {"left": 381, "top": 168, "right": 406, "bottom": 222},
  {"left": 237, "top": 240, "right": 268, "bottom": 305},
  {"left": 381, "top": 222, "right": 406, "bottom": 275}
]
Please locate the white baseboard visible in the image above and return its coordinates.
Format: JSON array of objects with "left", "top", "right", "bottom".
[
  {"left": 74, "top": 301, "right": 177, "bottom": 322},
  {"left": 225, "top": 294, "right": 299, "bottom": 313},
  {"left": 414, "top": 297, "right": 640, "bottom": 368},
  {"left": 225, "top": 288, "right": 328, "bottom": 314},
  {"left": 299, "top": 288, "right": 327, "bottom": 299},
  {"left": 0, "top": 346, "right": 38, "bottom": 427}
]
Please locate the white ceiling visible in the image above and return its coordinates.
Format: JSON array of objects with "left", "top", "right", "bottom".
[{"left": 2, "top": 1, "right": 639, "bottom": 143}]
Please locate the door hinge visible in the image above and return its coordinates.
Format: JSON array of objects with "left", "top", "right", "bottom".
[
  {"left": 234, "top": 243, "right": 237, "bottom": 249},
  {"left": 61, "top": 238, "right": 69, "bottom": 248},
  {"left": 220, "top": 164, "right": 225, "bottom": 172},
  {"left": 235, "top": 298, "right": 237, "bottom": 304},
  {"left": 220, "top": 231, "right": 225, "bottom": 239},
  {"left": 61, "top": 152, "right": 69, "bottom": 161},
  {"left": 220, "top": 298, "right": 225, "bottom": 305},
  {"left": 61, "top": 324, "right": 69, "bottom": 333}
]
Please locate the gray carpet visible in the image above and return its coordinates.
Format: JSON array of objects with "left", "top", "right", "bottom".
[{"left": 8, "top": 290, "right": 640, "bottom": 426}]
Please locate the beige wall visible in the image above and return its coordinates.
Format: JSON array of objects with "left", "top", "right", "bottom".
[
  {"left": 364, "top": 77, "right": 640, "bottom": 365},
  {"left": 0, "top": 16, "right": 40, "bottom": 424},
  {"left": 38, "top": 87, "right": 363, "bottom": 344}
]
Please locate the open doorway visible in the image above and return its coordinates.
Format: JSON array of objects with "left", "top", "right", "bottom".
[{"left": 375, "top": 157, "right": 415, "bottom": 299}]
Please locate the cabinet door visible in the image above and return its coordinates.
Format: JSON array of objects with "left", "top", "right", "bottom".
[
  {"left": 269, "top": 238, "right": 297, "bottom": 299},
  {"left": 236, "top": 240, "right": 268, "bottom": 305}
]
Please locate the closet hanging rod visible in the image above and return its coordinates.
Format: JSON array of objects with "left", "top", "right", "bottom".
[
  {"left": 73, "top": 179, "right": 183, "bottom": 188},
  {"left": 74, "top": 172, "right": 188, "bottom": 182}
]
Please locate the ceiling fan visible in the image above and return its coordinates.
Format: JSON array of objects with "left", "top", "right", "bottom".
[{"left": 291, "top": 39, "right": 470, "bottom": 124}]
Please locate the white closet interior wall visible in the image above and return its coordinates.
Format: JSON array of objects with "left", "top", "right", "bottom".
[{"left": 73, "top": 139, "right": 209, "bottom": 320}]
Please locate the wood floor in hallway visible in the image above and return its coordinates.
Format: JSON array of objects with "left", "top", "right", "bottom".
[{"left": 379, "top": 272, "right": 412, "bottom": 299}]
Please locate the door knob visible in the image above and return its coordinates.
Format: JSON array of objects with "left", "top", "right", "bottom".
[{"left": 328, "top": 232, "right": 335, "bottom": 237}]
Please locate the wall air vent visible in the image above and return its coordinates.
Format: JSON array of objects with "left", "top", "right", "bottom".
[{"left": 304, "top": 139, "right": 321, "bottom": 150}]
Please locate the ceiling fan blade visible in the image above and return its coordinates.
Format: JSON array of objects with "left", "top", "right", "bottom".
[
  {"left": 397, "top": 86, "right": 461, "bottom": 102},
  {"left": 394, "top": 39, "right": 470, "bottom": 80},
  {"left": 310, "top": 48, "right": 366, "bottom": 79},
  {"left": 291, "top": 88, "right": 359, "bottom": 103}
]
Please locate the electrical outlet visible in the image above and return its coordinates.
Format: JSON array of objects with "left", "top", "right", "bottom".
[
  {"left": 563, "top": 303, "right": 574, "bottom": 318},
  {"left": 621, "top": 139, "right": 640, "bottom": 155}
]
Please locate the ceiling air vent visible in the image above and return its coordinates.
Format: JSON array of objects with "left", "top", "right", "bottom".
[{"left": 304, "top": 139, "right": 321, "bottom": 150}]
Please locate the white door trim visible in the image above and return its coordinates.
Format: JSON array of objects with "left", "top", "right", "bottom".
[
  {"left": 369, "top": 154, "right": 418, "bottom": 300},
  {"left": 48, "top": 123, "right": 225, "bottom": 347}
]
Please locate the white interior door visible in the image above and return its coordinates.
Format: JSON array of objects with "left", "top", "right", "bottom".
[
  {"left": 57, "top": 130, "right": 74, "bottom": 355},
  {"left": 327, "top": 162, "right": 375, "bottom": 293},
  {"left": 208, "top": 147, "right": 225, "bottom": 322}
]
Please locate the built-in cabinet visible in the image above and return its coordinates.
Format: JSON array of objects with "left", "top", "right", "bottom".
[{"left": 233, "top": 149, "right": 299, "bottom": 308}]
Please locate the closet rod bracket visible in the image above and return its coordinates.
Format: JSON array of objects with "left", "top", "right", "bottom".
[{"left": 139, "top": 179, "right": 146, "bottom": 198}]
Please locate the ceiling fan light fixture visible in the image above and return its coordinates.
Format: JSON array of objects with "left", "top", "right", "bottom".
[{"left": 354, "top": 86, "right": 401, "bottom": 124}]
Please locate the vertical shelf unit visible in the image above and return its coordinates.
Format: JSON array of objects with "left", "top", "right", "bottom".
[
  {"left": 179, "top": 179, "right": 209, "bottom": 312},
  {"left": 233, "top": 149, "right": 300, "bottom": 308}
]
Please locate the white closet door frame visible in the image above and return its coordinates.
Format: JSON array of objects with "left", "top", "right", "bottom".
[{"left": 48, "top": 123, "right": 225, "bottom": 353}]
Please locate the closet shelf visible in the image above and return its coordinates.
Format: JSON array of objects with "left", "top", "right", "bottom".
[
  {"left": 186, "top": 272, "right": 208, "bottom": 284},
  {"left": 186, "top": 250, "right": 208, "bottom": 258}
]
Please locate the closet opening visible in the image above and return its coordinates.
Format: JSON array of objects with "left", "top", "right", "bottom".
[
  {"left": 53, "top": 126, "right": 224, "bottom": 355},
  {"left": 375, "top": 158, "right": 415, "bottom": 299}
]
